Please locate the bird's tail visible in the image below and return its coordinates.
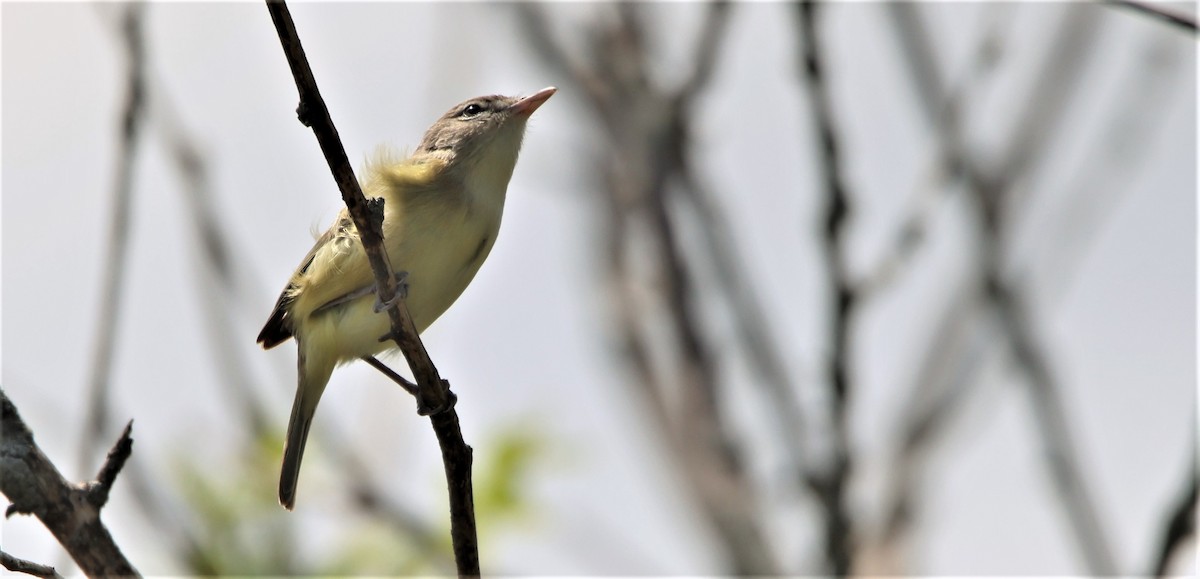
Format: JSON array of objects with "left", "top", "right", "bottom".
[{"left": 279, "top": 350, "right": 332, "bottom": 510}]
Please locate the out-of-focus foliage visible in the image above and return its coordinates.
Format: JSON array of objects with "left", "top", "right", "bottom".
[
  {"left": 174, "top": 433, "right": 298, "bottom": 575},
  {"left": 173, "top": 421, "right": 549, "bottom": 575},
  {"left": 474, "top": 423, "right": 546, "bottom": 531}
]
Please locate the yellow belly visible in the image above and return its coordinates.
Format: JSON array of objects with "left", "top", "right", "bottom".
[{"left": 295, "top": 203, "right": 500, "bottom": 372}]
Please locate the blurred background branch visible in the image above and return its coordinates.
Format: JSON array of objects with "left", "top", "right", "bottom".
[
  {"left": 881, "top": 4, "right": 1121, "bottom": 575},
  {"left": 3, "top": 1, "right": 1192, "bottom": 575},
  {"left": 795, "top": 1, "right": 858, "bottom": 573},
  {"left": 78, "top": 1, "right": 146, "bottom": 475},
  {"left": 1149, "top": 442, "right": 1197, "bottom": 576},
  {"left": 515, "top": 2, "right": 790, "bottom": 574},
  {"left": 876, "top": 5, "right": 1192, "bottom": 574}
]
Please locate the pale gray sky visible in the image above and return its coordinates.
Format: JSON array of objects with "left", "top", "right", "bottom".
[{"left": 2, "top": 2, "right": 1195, "bottom": 575}]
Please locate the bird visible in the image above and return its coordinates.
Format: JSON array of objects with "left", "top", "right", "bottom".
[{"left": 258, "top": 87, "right": 556, "bottom": 510}]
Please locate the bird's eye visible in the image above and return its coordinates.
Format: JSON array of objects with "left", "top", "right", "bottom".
[{"left": 461, "top": 103, "right": 484, "bottom": 118}]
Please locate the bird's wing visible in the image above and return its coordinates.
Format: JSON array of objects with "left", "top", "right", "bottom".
[
  {"left": 257, "top": 156, "right": 450, "bottom": 349},
  {"left": 257, "top": 214, "right": 355, "bottom": 349}
]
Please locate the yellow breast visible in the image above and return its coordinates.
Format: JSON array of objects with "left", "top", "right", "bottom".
[{"left": 290, "top": 153, "right": 505, "bottom": 369}]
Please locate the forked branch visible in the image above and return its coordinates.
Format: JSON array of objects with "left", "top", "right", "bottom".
[{"left": 0, "top": 388, "right": 139, "bottom": 577}]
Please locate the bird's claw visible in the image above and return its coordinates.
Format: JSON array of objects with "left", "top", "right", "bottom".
[
  {"left": 416, "top": 385, "right": 457, "bottom": 416},
  {"left": 373, "top": 271, "right": 410, "bottom": 313}
]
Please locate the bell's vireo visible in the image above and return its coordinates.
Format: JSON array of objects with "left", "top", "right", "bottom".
[{"left": 258, "top": 87, "right": 556, "bottom": 510}]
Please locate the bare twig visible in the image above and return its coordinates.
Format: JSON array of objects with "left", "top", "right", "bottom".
[
  {"left": 79, "top": 1, "right": 146, "bottom": 474},
  {"left": 1105, "top": 0, "right": 1198, "bottom": 34},
  {"left": 1, "top": 388, "right": 139, "bottom": 577},
  {"left": 361, "top": 355, "right": 418, "bottom": 397},
  {"left": 0, "top": 551, "right": 62, "bottom": 579},
  {"left": 263, "top": 2, "right": 478, "bottom": 574},
  {"left": 87, "top": 421, "right": 134, "bottom": 509},
  {"left": 796, "top": 2, "right": 858, "bottom": 574}
]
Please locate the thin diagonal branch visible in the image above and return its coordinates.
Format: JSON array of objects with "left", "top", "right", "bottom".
[
  {"left": 648, "top": 84, "right": 779, "bottom": 579},
  {"left": 264, "top": 2, "right": 477, "bottom": 575},
  {"left": 1105, "top": 0, "right": 1198, "bottom": 34},
  {"left": 1019, "top": 30, "right": 1185, "bottom": 296},
  {"left": 362, "top": 355, "right": 418, "bottom": 397},
  {"left": 984, "top": 267, "right": 1118, "bottom": 575},
  {"left": 860, "top": 3, "right": 1012, "bottom": 300},
  {"left": 79, "top": 1, "right": 146, "bottom": 475},
  {"left": 995, "top": 5, "right": 1102, "bottom": 208},
  {"left": 91, "top": 47, "right": 285, "bottom": 571},
  {"left": 885, "top": 2, "right": 947, "bottom": 128},
  {"left": 80, "top": 10, "right": 285, "bottom": 566},
  {"left": 87, "top": 420, "right": 134, "bottom": 509},
  {"left": 879, "top": 284, "right": 993, "bottom": 564}
]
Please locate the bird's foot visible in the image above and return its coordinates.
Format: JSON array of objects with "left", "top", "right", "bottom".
[
  {"left": 373, "top": 271, "right": 410, "bottom": 313},
  {"left": 416, "top": 384, "right": 457, "bottom": 416}
]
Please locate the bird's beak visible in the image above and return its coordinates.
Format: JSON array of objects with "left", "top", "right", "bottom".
[{"left": 509, "top": 87, "right": 557, "bottom": 118}]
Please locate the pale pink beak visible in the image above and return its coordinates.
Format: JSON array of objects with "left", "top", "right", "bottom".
[{"left": 509, "top": 87, "right": 557, "bottom": 117}]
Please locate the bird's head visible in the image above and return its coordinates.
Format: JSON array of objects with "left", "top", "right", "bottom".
[{"left": 415, "top": 87, "right": 556, "bottom": 183}]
